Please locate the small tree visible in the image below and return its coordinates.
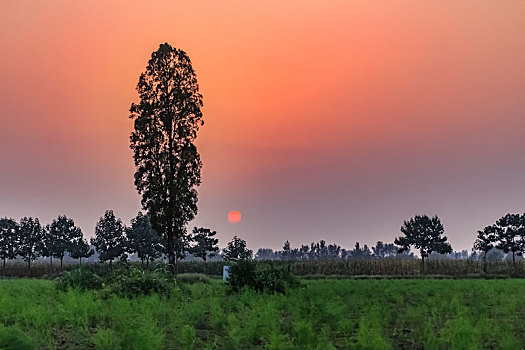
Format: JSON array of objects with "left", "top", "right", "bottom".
[
  {"left": 69, "top": 238, "right": 94, "bottom": 265},
  {"left": 223, "top": 236, "right": 252, "bottom": 262},
  {"left": 0, "top": 218, "right": 18, "bottom": 270},
  {"left": 91, "top": 210, "right": 126, "bottom": 264},
  {"left": 372, "top": 241, "right": 399, "bottom": 259},
  {"left": 46, "top": 215, "right": 82, "bottom": 267},
  {"left": 474, "top": 225, "right": 498, "bottom": 273},
  {"left": 394, "top": 215, "right": 452, "bottom": 274},
  {"left": 190, "top": 227, "right": 219, "bottom": 274},
  {"left": 126, "top": 212, "right": 164, "bottom": 266},
  {"left": 18, "top": 217, "right": 44, "bottom": 270},
  {"left": 494, "top": 213, "right": 524, "bottom": 271},
  {"left": 281, "top": 240, "right": 291, "bottom": 260}
]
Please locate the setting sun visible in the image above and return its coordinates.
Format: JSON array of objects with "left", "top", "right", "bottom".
[{"left": 228, "top": 210, "right": 241, "bottom": 224}]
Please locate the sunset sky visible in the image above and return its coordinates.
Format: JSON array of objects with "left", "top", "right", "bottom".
[{"left": 1, "top": 0, "right": 524, "bottom": 252}]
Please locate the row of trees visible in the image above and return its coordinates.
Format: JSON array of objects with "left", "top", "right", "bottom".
[
  {"left": 255, "top": 240, "right": 413, "bottom": 261},
  {"left": 0, "top": 216, "right": 92, "bottom": 269},
  {"left": 90, "top": 210, "right": 221, "bottom": 270},
  {"left": 0, "top": 210, "right": 221, "bottom": 271}
]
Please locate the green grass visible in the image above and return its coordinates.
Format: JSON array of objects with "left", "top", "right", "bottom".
[{"left": 1, "top": 278, "right": 525, "bottom": 348}]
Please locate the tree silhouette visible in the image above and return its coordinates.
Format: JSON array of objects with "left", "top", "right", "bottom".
[
  {"left": 91, "top": 210, "right": 126, "bottom": 264},
  {"left": 130, "top": 43, "right": 204, "bottom": 273},
  {"left": 223, "top": 236, "right": 252, "bottom": 262},
  {"left": 494, "top": 213, "right": 525, "bottom": 271},
  {"left": 18, "top": 217, "right": 44, "bottom": 270},
  {"left": 395, "top": 215, "right": 452, "bottom": 273},
  {"left": 0, "top": 218, "right": 18, "bottom": 270},
  {"left": 372, "top": 241, "right": 399, "bottom": 259},
  {"left": 474, "top": 225, "right": 499, "bottom": 273},
  {"left": 126, "top": 212, "right": 164, "bottom": 266},
  {"left": 46, "top": 215, "right": 82, "bottom": 267},
  {"left": 190, "top": 227, "right": 219, "bottom": 274},
  {"left": 69, "top": 237, "right": 93, "bottom": 265}
]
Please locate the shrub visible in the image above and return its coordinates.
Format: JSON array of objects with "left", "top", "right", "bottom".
[
  {"left": 104, "top": 265, "right": 176, "bottom": 298},
  {"left": 56, "top": 267, "right": 103, "bottom": 291},
  {"left": 228, "top": 260, "right": 297, "bottom": 293},
  {"left": 56, "top": 265, "right": 177, "bottom": 298},
  {"left": 228, "top": 260, "right": 257, "bottom": 292}
]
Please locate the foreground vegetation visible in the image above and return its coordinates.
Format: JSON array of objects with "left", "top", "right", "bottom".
[{"left": 1, "top": 277, "right": 525, "bottom": 349}]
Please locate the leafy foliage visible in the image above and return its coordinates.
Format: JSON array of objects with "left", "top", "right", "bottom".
[
  {"left": 91, "top": 210, "right": 126, "bottom": 263},
  {"left": 228, "top": 260, "right": 297, "bottom": 293},
  {"left": 129, "top": 43, "right": 204, "bottom": 271},
  {"left": 56, "top": 267, "right": 104, "bottom": 291},
  {"left": 190, "top": 227, "right": 219, "bottom": 263},
  {"left": 44, "top": 215, "right": 83, "bottom": 267},
  {"left": 17, "top": 217, "right": 44, "bottom": 269},
  {"left": 104, "top": 265, "right": 176, "bottom": 298},
  {"left": 0, "top": 218, "right": 18, "bottom": 268},
  {"left": 395, "top": 215, "right": 452, "bottom": 272},
  {"left": 126, "top": 212, "right": 164, "bottom": 265},
  {"left": 223, "top": 236, "right": 252, "bottom": 262}
]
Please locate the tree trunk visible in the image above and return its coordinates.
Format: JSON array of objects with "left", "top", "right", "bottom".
[
  {"left": 167, "top": 231, "right": 176, "bottom": 274},
  {"left": 79, "top": 257, "right": 82, "bottom": 265},
  {"left": 203, "top": 258, "right": 207, "bottom": 275},
  {"left": 421, "top": 254, "right": 425, "bottom": 274},
  {"left": 50, "top": 256, "right": 53, "bottom": 267},
  {"left": 2, "top": 257, "right": 5, "bottom": 270},
  {"left": 483, "top": 255, "right": 487, "bottom": 274},
  {"left": 513, "top": 251, "right": 516, "bottom": 274},
  {"left": 60, "top": 257, "right": 63, "bottom": 268}
]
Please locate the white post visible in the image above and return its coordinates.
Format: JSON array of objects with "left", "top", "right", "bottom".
[{"left": 222, "top": 265, "right": 229, "bottom": 281}]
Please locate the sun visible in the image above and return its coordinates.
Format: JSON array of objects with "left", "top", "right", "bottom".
[{"left": 228, "top": 210, "right": 241, "bottom": 223}]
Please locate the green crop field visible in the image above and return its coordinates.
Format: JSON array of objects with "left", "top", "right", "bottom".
[{"left": 0, "top": 278, "right": 524, "bottom": 349}]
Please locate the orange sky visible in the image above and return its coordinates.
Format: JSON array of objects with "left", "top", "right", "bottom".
[{"left": 1, "top": 0, "right": 524, "bottom": 251}]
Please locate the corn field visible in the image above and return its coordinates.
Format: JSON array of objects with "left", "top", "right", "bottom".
[{"left": 3, "top": 259, "right": 525, "bottom": 278}]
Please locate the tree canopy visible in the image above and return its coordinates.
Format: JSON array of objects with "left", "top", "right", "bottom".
[
  {"left": 129, "top": 43, "right": 204, "bottom": 272},
  {"left": 395, "top": 215, "right": 452, "bottom": 272},
  {"left": 91, "top": 210, "right": 126, "bottom": 263}
]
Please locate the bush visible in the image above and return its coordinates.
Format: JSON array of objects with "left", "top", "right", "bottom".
[
  {"left": 228, "top": 260, "right": 297, "bottom": 293},
  {"left": 56, "top": 265, "right": 177, "bottom": 298},
  {"left": 56, "top": 267, "right": 103, "bottom": 291},
  {"left": 104, "top": 265, "right": 176, "bottom": 298}
]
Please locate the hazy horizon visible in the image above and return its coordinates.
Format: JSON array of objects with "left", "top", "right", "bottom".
[{"left": 1, "top": 0, "right": 524, "bottom": 251}]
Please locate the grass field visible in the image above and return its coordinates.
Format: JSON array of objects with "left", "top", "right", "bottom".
[{"left": 1, "top": 278, "right": 524, "bottom": 349}]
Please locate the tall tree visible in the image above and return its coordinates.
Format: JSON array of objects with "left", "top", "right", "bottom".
[
  {"left": 91, "top": 210, "right": 126, "bottom": 264},
  {"left": 190, "top": 227, "right": 219, "bottom": 274},
  {"left": 46, "top": 215, "right": 82, "bottom": 267},
  {"left": 126, "top": 212, "right": 164, "bottom": 266},
  {"left": 494, "top": 213, "right": 525, "bottom": 271},
  {"left": 223, "top": 236, "right": 252, "bottom": 262},
  {"left": 474, "top": 225, "right": 499, "bottom": 273},
  {"left": 0, "top": 218, "right": 18, "bottom": 270},
  {"left": 18, "top": 217, "right": 44, "bottom": 270},
  {"left": 129, "top": 43, "right": 204, "bottom": 273},
  {"left": 394, "top": 215, "right": 452, "bottom": 273}
]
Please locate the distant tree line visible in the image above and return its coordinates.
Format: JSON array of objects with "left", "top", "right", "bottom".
[
  {"left": 254, "top": 240, "right": 414, "bottom": 261},
  {"left": 3, "top": 210, "right": 525, "bottom": 274},
  {"left": 0, "top": 216, "right": 92, "bottom": 270},
  {"left": 0, "top": 210, "right": 219, "bottom": 272}
]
